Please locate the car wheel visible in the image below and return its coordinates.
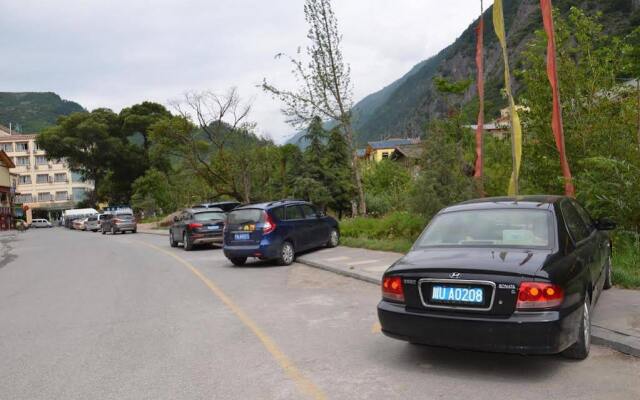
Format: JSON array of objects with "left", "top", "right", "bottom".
[
  {"left": 183, "top": 233, "right": 193, "bottom": 251},
  {"left": 169, "top": 231, "right": 179, "bottom": 247},
  {"left": 229, "top": 257, "right": 247, "bottom": 266},
  {"left": 277, "top": 241, "right": 295, "bottom": 266},
  {"left": 327, "top": 228, "right": 339, "bottom": 248},
  {"left": 563, "top": 293, "right": 591, "bottom": 360},
  {"left": 101, "top": 228, "right": 106, "bottom": 235},
  {"left": 111, "top": 226, "right": 116, "bottom": 235},
  {"left": 603, "top": 255, "right": 613, "bottom": 290},
  {"left": 132, "top": 228, "right": 137, "bottom": 234}
]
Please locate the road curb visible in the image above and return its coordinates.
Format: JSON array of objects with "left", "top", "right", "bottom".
[
  {"left": 592, "top": 326, "right": 640, "bottom": 358},
  {"left": 296, "top": 256, "right": 640, "bottom": 358},
  {"left": 296, "top": 257, "right": 381, "bottom": 285},
  {"left": 137, "top": 229, "right": 169, "bottom": 237}
]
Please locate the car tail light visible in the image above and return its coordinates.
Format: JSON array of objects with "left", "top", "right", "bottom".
[
  {"left": 516, "top": 282, "right": 564, "bottom": 310},
  {"left": 262, "top": 211, "right": 276, "bottom": 234},
  {"left": 188, "top": 223, "right": 203, "bottom": 230},
  {"left": 382, "top": 276, "right": 404, "bottom": 302},
  {"left": 114, "top": 218, "right": 123, "bottom": 223}
]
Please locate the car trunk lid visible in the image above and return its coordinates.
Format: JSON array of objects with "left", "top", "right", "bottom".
[
  {"left": 224, "top": 208, "right": 265, "bottom": 245},
  {"left": 390, "top": 247, "right": 554, "bottom": 316}
]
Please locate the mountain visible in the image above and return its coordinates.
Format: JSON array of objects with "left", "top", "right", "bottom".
[
  {"left": 0, "top": 92, "right": 85, "bottom": 133},
  {"left": 288, "top": 0, "right": 640, "bottom": 146}
]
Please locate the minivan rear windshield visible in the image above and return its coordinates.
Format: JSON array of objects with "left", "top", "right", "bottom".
[
  {"left": 228, "top": 209, "right": 263, "bottom": 224},
  {"left": 416, "top": 209, "right": 553, "bottom": 248},
  {"left": 116, "top": 214, "right": 133, "bottom": 219},
  {"left": 194, "top": 212, "right": 225, "bottom": 221}
]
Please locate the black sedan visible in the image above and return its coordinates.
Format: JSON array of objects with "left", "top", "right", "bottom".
[
  {"left": 378, "top": 196, "right": 615, "bottom": 360},
  {"left": 169, "top": 208, "right": 226, "bottom": 250}
]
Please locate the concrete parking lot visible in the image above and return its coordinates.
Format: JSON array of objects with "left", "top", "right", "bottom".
[{"left": 1, "top": 228, "right": 639, "bottom": 400}]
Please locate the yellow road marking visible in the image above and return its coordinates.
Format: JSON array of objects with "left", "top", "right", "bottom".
[
  {"left": 138, "top": 241, "right": 326, "bottom": 400},
  {"left": 372, "top": 322, "right": 382, "bottom": 334}
]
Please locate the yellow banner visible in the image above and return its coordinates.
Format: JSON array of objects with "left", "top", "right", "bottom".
[{"left": 493, "top": 0, "right": 522, "bottom": 196}]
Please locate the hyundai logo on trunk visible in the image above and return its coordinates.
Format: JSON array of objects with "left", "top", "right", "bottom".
[{"left": 449, "top": 272, "right": 462, "bottom": 279}]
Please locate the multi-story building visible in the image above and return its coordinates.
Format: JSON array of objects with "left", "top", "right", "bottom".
[{"left": 0, "top": 124, "right": 94, "bottom": 223}]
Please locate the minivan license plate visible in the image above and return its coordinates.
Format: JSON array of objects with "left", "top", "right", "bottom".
[
  {"left": 431, "top": 286, "right": 483, "bottom": 304},
  {"left": 234, "top": 233, "right": 250, "bottom": 240}
]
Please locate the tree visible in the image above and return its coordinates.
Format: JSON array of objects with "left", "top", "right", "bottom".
[
  {"left": 119, "top": 102, "right": 172, "bottom": 153},
  {"left": 410, "top": 120, "right": 474, "bottom": 218},
  {"left": 130, "top": 168, "right": 175, "bottom": 216},
  {"left": 37, "top": 109, "right": 125, "bottom": 205},
  {"left": 324, "top": 128, "right": 354, "bottom": 217},
  {"left": 262, "top": 0, "right": 366, "bottom": 215},
  {"left": 149, "top": 88, "right": 269, "bottom": 203}
]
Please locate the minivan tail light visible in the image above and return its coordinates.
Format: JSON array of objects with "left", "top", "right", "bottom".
[
  {"left": 188, "top": 223, "right": 203, "bottom": 230},
  {"left": 516, "top": 282, "right": 564, "bottom": 310},
  {"left": 262, "top": 211, "right": 276, "bottom": 234},
  {"left": 382, "top": 276, "right": 404, "bottom": 302}
]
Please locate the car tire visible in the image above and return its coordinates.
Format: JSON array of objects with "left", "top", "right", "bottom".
[
  {"left": 603, "top": 255, "right": 613, "bottom": 290},
  {"left": 327, "top": 228, "right": 339, "bottom": 248},
  {"left": 101, "top": 228, "right": 106, "bottom": 235},
  {"left": 229, "top": 257, "right": 247, "bottom": 266},
  {"left": 563, "top": 293, "right": 591, "bottom": 360},
  {"left": 132, "top": 228, "right": 137, "bottom": 234},
  {"left": 277, "top": 241, "right": 295, "bottom": 266},
  {"left": 183, "top": 233, "right": 193, "bottom": 251},
  {"left": 169, "top": 231, "right": 179, "bottom": 247}
]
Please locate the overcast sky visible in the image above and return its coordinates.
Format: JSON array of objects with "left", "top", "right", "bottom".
[{"left": 0, "top": 0, "right": 492, "bottom": 142}]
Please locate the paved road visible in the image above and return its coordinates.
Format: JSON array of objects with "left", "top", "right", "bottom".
[{"left": 1, "top": 228, "right": 639, "bottom": 400}]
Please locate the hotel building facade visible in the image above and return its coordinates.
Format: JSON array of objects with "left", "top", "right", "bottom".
[{"left": 0, "top": 124, "right": 94, "bottom": 223}]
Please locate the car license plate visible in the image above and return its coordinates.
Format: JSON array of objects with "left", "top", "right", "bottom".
[
  {"left": 234, "top": 233, "right": 250, "bottom": 240},
  {"left": 431, "top": 285, "right": 484, "bottom": 304}
]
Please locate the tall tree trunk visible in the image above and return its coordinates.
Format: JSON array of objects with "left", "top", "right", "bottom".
[{"left": 343, "top": 123, "right": 366, "bottom": 215}]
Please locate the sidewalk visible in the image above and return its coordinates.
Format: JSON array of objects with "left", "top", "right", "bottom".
[{"left": 298, "top": 246, "right": 640, "bottom": 358}]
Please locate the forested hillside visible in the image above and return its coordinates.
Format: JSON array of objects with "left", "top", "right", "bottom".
[
  {"left": 0, "top": 92, "right": 85, "bottom": 133},
  {"left": 288, "top": 0, "right": 640, "bottom": 145}
]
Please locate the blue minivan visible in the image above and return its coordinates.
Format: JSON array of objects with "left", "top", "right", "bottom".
[{"left": 223, "top": 200, "right": 340, "bottom": 266}]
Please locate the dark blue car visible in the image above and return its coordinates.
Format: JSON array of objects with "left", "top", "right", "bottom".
[{"left": 223, "top": 200, "right": 340, "bottom": 266}]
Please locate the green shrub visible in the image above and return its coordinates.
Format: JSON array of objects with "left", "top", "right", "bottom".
[{"left": 340, "top": 211, "right": 427, "bottom": 242}]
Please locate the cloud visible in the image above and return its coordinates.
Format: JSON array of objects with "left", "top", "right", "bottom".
[{"left": 0, "top": 0, "right": 492, "bottom": 142}]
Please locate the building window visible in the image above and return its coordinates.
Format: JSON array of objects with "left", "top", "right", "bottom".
[
  {"left": 54, "top": 173, "right": 67, "bottom": 183},
  {"left": 55, "top": 191, "right": 69, "bottom": 201},
  {"left": 16, "top": 156, "right": 29, "bottom": 166},
  {"left": 37, "top": 192, "right": 53, "bottom": 202},
  {"left": 71, "top": 172, "right": 85, "bottom": 183},
  {"left": 16, "top": 142, "right": 28, "bottom": 152},
  {"left": 19, "top": 175, "right": 31, "bottom": 184},
  {"left": 382, "top": 152, "right": 390, "bottom": 159},
  {"left": 16, "top": 194, "right": 34, "bottom": 203},
  {"left": 72, "top": 187, "right": 87, "bottom": 202},
  {"left": 1, "top": 143, "right": 12, "bottom": 152},
  {"left": 35, "top": 155, "right": 48, "bottom": 165},
  {"left": 36, "top": 174, "right": 49, "bottom": 184}
]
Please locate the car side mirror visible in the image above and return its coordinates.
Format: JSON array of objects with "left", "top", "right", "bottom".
[
  {"left": 596, "top": 217, "right": 616, "bottom": 231},
  {"left": 317, "top": 211, "right": 326, "bottom": 218}
]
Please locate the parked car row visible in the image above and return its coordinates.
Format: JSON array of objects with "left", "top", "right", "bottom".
[
  {"left": 167, "top": 195, "right": 615, "bottom": 361},
  {"left": 64, "top": 207, "right": 138, "bottom": 235}
]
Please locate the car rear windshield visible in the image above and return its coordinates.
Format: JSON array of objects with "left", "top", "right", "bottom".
[
  {"left": 116, "top": 214, "right": 134, "bottom": 220},
  {"left": 228, "top": 209, "right": 263, "bottom": 224},
  {"left": 194, "top": 211, "right": 225, "bottom": 221},
  {"left": 416, "top": 209, "right": 553, "bottom": 248}
]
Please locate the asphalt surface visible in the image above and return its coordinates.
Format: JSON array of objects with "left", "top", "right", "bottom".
[{"left": 1, "top": 228, "right": 639, "bottom": 400}]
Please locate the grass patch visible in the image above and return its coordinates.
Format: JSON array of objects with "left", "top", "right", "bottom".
[
  {"left": 339, "top": 211, "right": 425, "bottom": 254},
  {"left": 341, "top": 237, "right": 413, "bottom": 254},
  {"left": 612, "top": 232, "right": 640, "bottom": 289}
]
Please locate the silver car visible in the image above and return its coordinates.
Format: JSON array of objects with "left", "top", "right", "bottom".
[
  {"left": 31, "top": 218, "right": 52, "bottom": 228},
  {"left": 85, "top": 214, "right": 109, "bottom": 232}
]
